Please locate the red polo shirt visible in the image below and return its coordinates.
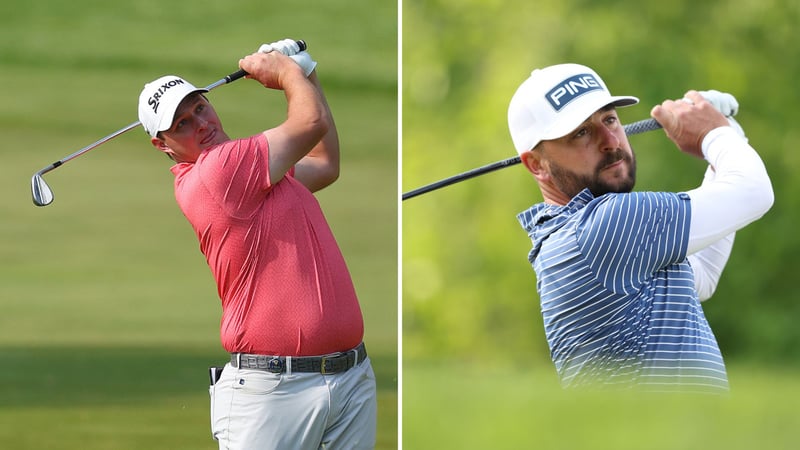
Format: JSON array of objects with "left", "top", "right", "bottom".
[{"left": 170, "top": 133, "right": 364, "bottom": 356}]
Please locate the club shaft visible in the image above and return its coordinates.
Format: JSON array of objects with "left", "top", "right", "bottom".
[
  {"left": 34, "top": 40, "right": 307, "bottom": 176},
  {"left": 402, "top": 117, "right": 662, "bottom": 201},
  {"left": 36, "top": 120, "right": 142, "bottom": 177},
  {"left": 37, "top": 71, "right": 256, "bottom": 175},
  {"left": 402, "top": 156, "right": 521, "bottom": 201}
]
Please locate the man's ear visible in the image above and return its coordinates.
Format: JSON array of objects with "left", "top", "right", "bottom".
[
  {"left": 150, "top": 136, "right": 175, "bottom": 160},
  {"left": 520, "top": 149, "right": 549, "bottom": 183}
]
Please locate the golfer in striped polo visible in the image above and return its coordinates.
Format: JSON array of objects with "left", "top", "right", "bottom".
[{"left": 508, "top": 64, "right": 773, "bottom": 392}]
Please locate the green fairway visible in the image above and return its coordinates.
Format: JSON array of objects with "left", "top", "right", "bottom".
[
  {"left": 1, "top": 0, "right": 397, "bottom": 448},
  {"left": 403, "top": 360, "right": 800, "bottom": 450}
]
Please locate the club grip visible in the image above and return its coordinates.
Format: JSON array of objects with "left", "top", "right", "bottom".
[
  {"left": 623, "top": 118, "right": 662, "bottom": 135},
  {"left": 225, "top": 69, "right": 248, "bottom": 84},
  {"left": 223, "top": 40, "right": 308, "bottom": 84}
]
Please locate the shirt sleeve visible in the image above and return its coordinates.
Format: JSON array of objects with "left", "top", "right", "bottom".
[
  {"left": 687, "top": 233, "right": 734, "bottom": 301},
  {"left": 576, "top": 192, "right": 692, "bottom": 295},
  {"left": 195, "top": 134, "right": 274, "bottom": 218},
  {"left": 685, "top": 165, "right": 735, "bottom": 301},
  {"left": 685, "top": 126, "right": 773, "bottom": 254}
]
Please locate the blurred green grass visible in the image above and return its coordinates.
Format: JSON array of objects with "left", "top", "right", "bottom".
[
  {"left": 404, "top": 361, "right": 800, "bottom": 450},
  {"left": 0, "top": 347, "right": 398, "bottom": 449},
  {"left": 0, "top": 1, "right": 397, "bottom": 448}
]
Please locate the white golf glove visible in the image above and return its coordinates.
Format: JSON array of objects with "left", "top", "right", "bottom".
[
  {"left": 699, "top": 89, "right": 746, "bottom": 140},
  {"left": 699, "top": 90, "right": 738, "bottom": 117},
  {"left": 258, "top": 38, "right": 301, "bottom": 56},
  {"left": 258, "top": 39, "right": 317, "bottom": 77},
  {"left": 288, "top": 51, "right": 317, "bottom": 76}
]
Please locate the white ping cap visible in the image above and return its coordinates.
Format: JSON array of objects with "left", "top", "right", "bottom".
[{"left": 508, "top": 63, "right": 638, "bottom": 154}]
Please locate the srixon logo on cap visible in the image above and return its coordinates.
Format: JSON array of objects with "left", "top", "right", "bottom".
[
  {"left": 545, "top": 74, "right": 603, "bottom": 111},
  {"left": 148, "top": 78, "right": 186, "bottom": 114}
]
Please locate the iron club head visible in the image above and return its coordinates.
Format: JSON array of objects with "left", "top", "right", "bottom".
[{"left": 31, "top": 172, "right": 54, "bottom": 207}]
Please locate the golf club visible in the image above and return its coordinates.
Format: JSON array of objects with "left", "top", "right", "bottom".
[
  {"left": 31, "top": 40, "right": 307, "bottom": 207},
  {"left": 402, "top": 117, "right": 663, "bottom": 201}
]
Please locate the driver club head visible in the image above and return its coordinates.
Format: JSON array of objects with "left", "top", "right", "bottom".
[{"left": 31, "top": 173, "right": 54, "bottom": 207}]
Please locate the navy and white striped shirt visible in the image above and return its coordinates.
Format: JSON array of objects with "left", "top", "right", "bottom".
[{"left": 518, "top": 189, "right": 728, "bottom": 392}]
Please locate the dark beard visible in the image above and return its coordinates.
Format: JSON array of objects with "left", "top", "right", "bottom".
[{"left": 547, "top": 148, "right": 637, "bottom": 199}]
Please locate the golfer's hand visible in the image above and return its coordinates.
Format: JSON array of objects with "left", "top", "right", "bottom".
[
  {"left": 258, "top": 38, "right": 302, "bottom": 56},
  {"left": 258, "top": 38, "right": 317, "bottom": 77},
  {"left": 239, "top": 51, "right": 305, "bottom": 90},
  {"left": 287, "top": 52, "right": 316, "bottom": 77},
  {"left": 698, "top": 90, "right": 747, "bottom": 140},
  {"left": 698, "top": 90, "right": 738, "bottom": 117},
  {"left": 651, "top": 90, "right": 729, "bottom": 158}
]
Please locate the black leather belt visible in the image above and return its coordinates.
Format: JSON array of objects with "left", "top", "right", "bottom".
[{"left": 231, "top": 342, "right": 367, "bottom": 374}]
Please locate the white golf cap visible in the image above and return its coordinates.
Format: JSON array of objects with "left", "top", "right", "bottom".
[
  {"left": 508, "top": 63, "right": 638, "bottom": 154},
  {"left": 138, "top": 75, "right": 208, "bottom": 137}
]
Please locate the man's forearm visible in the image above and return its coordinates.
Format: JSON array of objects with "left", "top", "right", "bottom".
[
  {"left": 686, "top": 127, "right": 773, "bottom": 254},
  {"left": 293, "top": 71, "right": 341, "bottom": 192}
]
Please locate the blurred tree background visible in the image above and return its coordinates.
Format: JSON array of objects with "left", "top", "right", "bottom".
[{"left": 403, "top": 0, "right": 800, "bottom": 368}]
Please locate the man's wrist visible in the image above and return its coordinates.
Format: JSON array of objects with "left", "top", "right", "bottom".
[{"left": 701, "top": 126, "right": 740, "bottom": 161}]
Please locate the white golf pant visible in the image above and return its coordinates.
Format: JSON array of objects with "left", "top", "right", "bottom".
[{"left": 210, "top": 357, "right": 377, "bottom": 449}]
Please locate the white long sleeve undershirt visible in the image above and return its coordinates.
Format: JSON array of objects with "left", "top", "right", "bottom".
[{"left": 684, "top": 125, "right": 774, "bottom": 300}]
